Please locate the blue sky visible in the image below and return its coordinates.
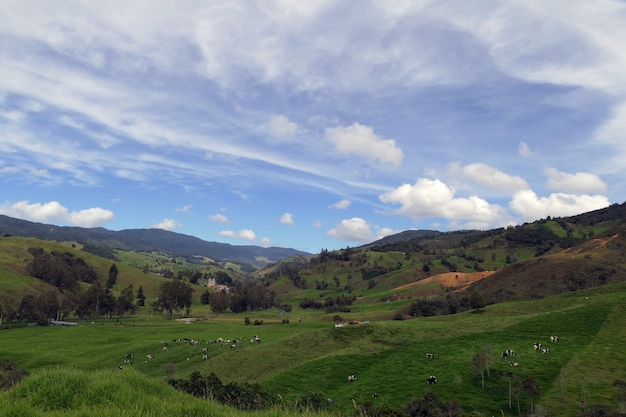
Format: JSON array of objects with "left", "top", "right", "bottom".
[{"left": 1, "top": 1, "right": 624, "bottom": 254}]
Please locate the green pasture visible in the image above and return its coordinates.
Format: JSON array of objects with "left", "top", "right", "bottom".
[{"left": 2, "top": 283, "right": 625, "bottom": 416}]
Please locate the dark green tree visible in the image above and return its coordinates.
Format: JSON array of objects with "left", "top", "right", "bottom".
[
  {"left": 75, "top": 282, "right": 115, "bottom": 319},
  {"left": 200, "top": 290, "right": 210, "bottom": 305},
  {"left": 209, "top": 290, "right": 230, "bottom": 313},
  {"left": 106, "top": 264, "right": 118, "bottom": 288},
  {"left": 470, "top": 290, "right": 486, "bottom": 312},
  {"left": 115, "top": 284, "right": 137, "bottom": 316},
  {"left": 136, "top": 286, "right": 146, "bottom": 306},
  {"left": 154, "top": 279, "right": 194, "bottom": 316}
]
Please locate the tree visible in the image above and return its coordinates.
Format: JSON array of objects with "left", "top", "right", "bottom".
[
  {"left": 200, "top": 290, "right": 210, "bottom": 305},
  {"left": 106, "top": 264, "right": 118, "bottom": 288},
  {"left": 470, "top": 290, "right": 486, "bottom": 312},
  {"left": 472, "top": 349, "right": 492, "bottom": 388},
  {"left": 136, "top": 286, "right": 146, "bottom": 306},
  {"left": 209, "top": 290, "right": 230, "bottom": 314},
  {"left": 75, "top": 282, "right": 115, "bottom": 319},
  {"left": 523, "top": 376, "right": 540, "bottom": 414},
  {"left": 115, "top": 284, "right": 137, "bottom": 316},
  {"left": 154, "top": 279, "right": 194, "bottom": 316}
]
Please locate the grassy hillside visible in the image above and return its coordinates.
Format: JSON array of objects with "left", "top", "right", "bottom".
[
  {"left": 2, "top": 204, "right": 626, "bottom": 416},
  {"left": 1, "top": 284, "right": 625, "bottom": 416}
]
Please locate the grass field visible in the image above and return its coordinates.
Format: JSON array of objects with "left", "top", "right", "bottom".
[{"left": 2, "top": 281, "right": 625, "bottom": 416}]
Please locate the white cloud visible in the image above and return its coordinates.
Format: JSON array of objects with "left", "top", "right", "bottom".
[
  {"left": 0, "top": 200, "right": 114, "bottom": 227},
  {"left": 375, "top": 226, "right": 397, "bottom": 240},
  {"left": 218, "top": 229, "right": 256, "bottom": 241},
  {"left": 327, "top": 218, "right": 374, "bottom": 243},
  {"left": 175, "top": 205, "right": 192, "bottom": 213},
  {"left": 545, "top": 167, "right": 608, "bottom": 194},
  {"left": 312, "top": 220, "right": 323, "bottom": 228},
  {"left": 519, "top": 141, "right": 540, "bottom": 158},
  {"left": 446, "top": 162, "right": 529, "bottom": 195},
  {"left": 325, "top": 123, "right": 404, "bottom": 167},
  {"left": 209, "top": 213, "right": 229, "bottom": 223},
  {"left": 510, "top": 189, "right": 610, "bottom": 221},
  {"left": 280, "top": 212, "right": 294, "bottom": 225},
  {"left": 379, "top": 178, "right": 509, "bottom": 227},
  {"left": 259, "top": 237, "right": 271, "bottom": 247},
  {"left": 268, "top": 114, "right": 299, "bottom": 138},
  {"left": 329, "top": 199, "right": 351, "bottom": 209},
  {"left": 149, "top": 218, "right": 182, "bottom": 231}
]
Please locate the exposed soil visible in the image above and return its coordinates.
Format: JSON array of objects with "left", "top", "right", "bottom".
[{"left": 393, "top": 271, "right": 496, "bottom": 292}]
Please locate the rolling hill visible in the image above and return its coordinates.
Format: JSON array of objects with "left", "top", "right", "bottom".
[{"left": 0, "top": 214, "right": 309, "bottom": 269}]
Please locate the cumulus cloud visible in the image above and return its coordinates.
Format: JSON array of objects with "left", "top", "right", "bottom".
[
  {"left": 446, "top": 162, "right": 529, "bottom": 195},
  {"left": 209, "top": 213, "right": 229, "bottom": 223},
  {"left": 326, "top": 218, "right": 396, "bottom": 244},
  {"left": 0, "top": 200, "right": 114, "bottom": 228},
  {"left": 329, "top": 199, "right": 351, "bottom": 209},
  {"left": 510, "top": 190, "right": 610, "bottom": 221},
  {"left": 544, "top": 167, "right": 608, "bottom": 194},
  {"left": 325, "top": 123, "right": 404, "bottom": 167},
  {"left": 149, "top": 218, "right": 182, "bottom": 231},
  {"left": 519, "top": 141, "right": 540, "bottom": 158},
  {"left": 280, "top": 212, "right": 294, "bottom": 225},
  {"left": 175, "top": 205, "right": 192, "bottom": 213},
  {"left": 379, "top": 178, "right": 510, "bottom": 227},
  {"left": 259, "top": 237, "right": 271, "bottom": 247},
  {"left": 327, "top": 218, "right": 374, "bottom": 243},
  {"left": 218, "top": 229, "right": 256, "bottom": 241},
  {"left": 268, "top": 114, "right": 299, "bottom": 138}
]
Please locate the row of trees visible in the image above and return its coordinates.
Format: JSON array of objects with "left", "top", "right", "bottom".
[{"left": 0, "top": 282, "right": 139, "bottom": 324}]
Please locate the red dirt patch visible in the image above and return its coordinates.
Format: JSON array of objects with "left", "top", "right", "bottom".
[{"left": 393, "top": 271, "right": 496, "bottom": 292}]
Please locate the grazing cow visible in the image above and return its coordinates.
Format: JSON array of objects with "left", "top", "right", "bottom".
[
  {"left": 534, "top": 342, "right": 543, "bottom": 351},
  {"left": 425, "top": 353, "right": 435, "bottom": 360},
  {"left": 202, "top": 354, "right": 208, "bottom": 360},
  {"left": 501, "top": 349, "right": 515, "bottom": 358},
  {"left": 347, "top": 374, "right": 357, "bottom": 382},
  {"left": 508, "top": 361, "right": 519, "bottom": 367},
  {"left": 541, "top": 347, "right": 549, "bottom": 354},
  {"left": 426, "top": 375, "right": 437, "bottom": 384},
  {"left": 550, "top": 336, "right": 559, "bottom": 343},
  {"left": 372, "top": 393, "right": 379, "bottom": 398}
]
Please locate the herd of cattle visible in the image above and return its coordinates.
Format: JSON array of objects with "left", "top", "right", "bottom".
[
  {"left": 121, "top": 334, "right": 262, "bottom": 367},
  {"left": 346, "top": 335, "right": 560, "bottom": 386},
  {"left": 120, "top": 332, "right": 561, "bottom": 394}
]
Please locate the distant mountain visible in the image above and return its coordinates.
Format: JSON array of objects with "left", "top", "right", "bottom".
[{"left": 0, "top": 215, "right": 310, "bottom": 269}]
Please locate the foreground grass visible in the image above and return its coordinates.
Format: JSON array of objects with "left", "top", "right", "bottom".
[{"left": 0, "top": 367, "right": 335, "bottom": 417}]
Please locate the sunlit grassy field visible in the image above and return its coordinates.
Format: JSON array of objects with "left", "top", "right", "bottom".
[{"left": 2, "top": 282, "right": 625, "bottom": 416}]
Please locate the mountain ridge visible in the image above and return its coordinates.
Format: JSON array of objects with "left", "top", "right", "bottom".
[{"left": 0, "top": 215, "right": 309, "bottom": 269}]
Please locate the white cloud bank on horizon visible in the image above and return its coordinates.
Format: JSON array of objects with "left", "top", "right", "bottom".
[
  {"left": 0, "top": 200, "right": 114, "bottom": 228},
  {"left": 218, "top": 229, "right": 256, "bottom": 241},
  {"left": 149, "top": 218, "right": 182, "bottom": 231}
]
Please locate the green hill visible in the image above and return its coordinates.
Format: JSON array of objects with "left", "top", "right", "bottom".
[{"left": 2, "top": 202, "right": 626, "bottom": 416}]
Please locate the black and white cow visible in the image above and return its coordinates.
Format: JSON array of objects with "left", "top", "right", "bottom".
[
  {"left": 550, "top": 336, "right": 559, "bottom": 343},
  {"left": 347, "top": 374, "right": 357, "bottom": 382},
  {"left": 426, "top": 375, "right": 437, "bottom": 384},
  {"left": 508, "top": 360, "right": 519, "bottom": 367},
  {"left": 425, "top": 353, "right": 435, "bottom": 360},
  {"left": 501, "top": 349, "right": 515, "bottom": 358}
]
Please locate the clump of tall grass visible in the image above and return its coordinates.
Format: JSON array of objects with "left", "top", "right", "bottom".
[{"left": 0, "top": 367, "right": 338, "bottom": 417}]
